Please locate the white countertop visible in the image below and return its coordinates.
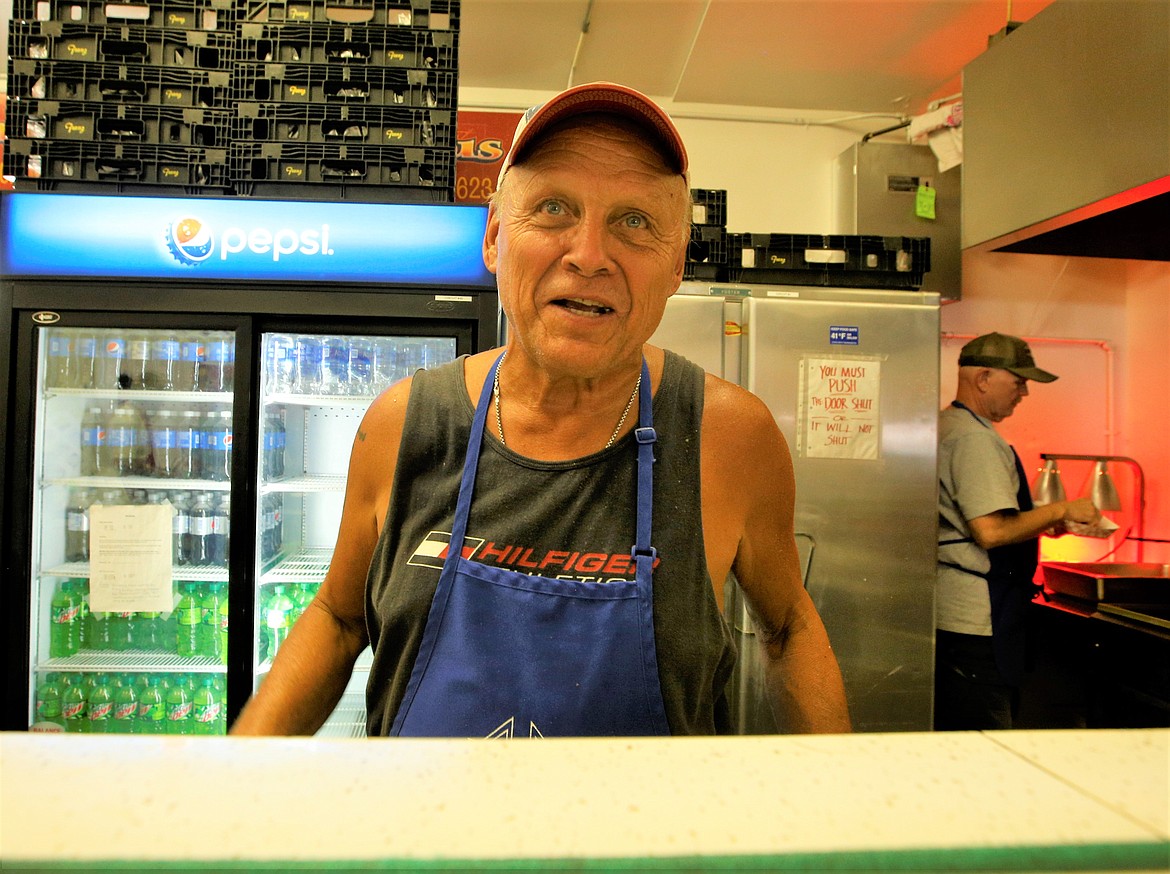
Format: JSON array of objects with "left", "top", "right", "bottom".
[{"left": 2, "top": 729, "right": 1167, "bottom": 870}]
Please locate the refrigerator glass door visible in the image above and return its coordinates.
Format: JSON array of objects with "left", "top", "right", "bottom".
[
  {"left": 254, "top": 331, "right": 457, "bottom": 737},
  {"left": 30, "top": 324, "right": 234, "bottom": 735}
]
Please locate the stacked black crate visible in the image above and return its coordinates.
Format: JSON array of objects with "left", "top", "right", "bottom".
[
  {"left": 5, "top": 0, "right": 236, "bottom": 192},
  {"left": 724, "top": 232, "right": 931, "bottom": 289},
  {"left": 230, "top": 0, "right": 459, "bottom": 201},
  {"left": 685, "top": 189, "right": 728, "bottom": 282}
]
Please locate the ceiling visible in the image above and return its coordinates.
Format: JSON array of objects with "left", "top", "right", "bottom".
[{"left": 457, "top": 0, "right": 1056, "bottom": 126}]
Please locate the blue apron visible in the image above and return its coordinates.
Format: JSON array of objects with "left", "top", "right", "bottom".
[{"left": 390, "top": 354, "right": 671, "bottom": 738}]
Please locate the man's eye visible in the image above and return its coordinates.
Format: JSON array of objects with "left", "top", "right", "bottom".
[
  {"left": 623, "top": 213, "right": 647, "bottom": 229},
  {"left": 540, "top": 200, "right": 564, "bottom": 216}
]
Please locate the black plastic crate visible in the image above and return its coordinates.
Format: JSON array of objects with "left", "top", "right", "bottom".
[
  {"left": 687, "top": 224, "right": 728, "bottom": 266},
  {"left": 235, "top": 22, "right": 457, "bottom": 69},
  {"left": 10, "top": 21, "right": 234, "bottom": 69},
  {"left": 690, "top": 188, "right": 726, "bottom": 227},
  {"left": 12, "top": 0, "right": 236, "bottom": 29},
  {"left": 232, "top": 64, "right": 453, "bottom": 110},
  {"left": 10, "top": 98, "right": 230, "bottom": 146},
  {"left": 726, "top": 233, "right": 931, "bottom": 289},
  {"left": 235, "top": 101, "right": 453, "bottom": 147},
  {"left": 229, "top": 141, "right": 454, "bottom": 202},
  {"left": 683, "top": 263, "right": 727, "bottom": 282},
  {"left": 240, "top": 0, "right": 458, "bottom": 30},
  {"left": 9, "top": 58, "right": 232, "bottom": 106},
  {"left": 4, "top": 138, "right": 232, "bottom": 191}
]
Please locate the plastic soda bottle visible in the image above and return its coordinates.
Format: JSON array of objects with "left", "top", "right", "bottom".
[
  {"left": 61, "top": 674, "right": 88, "bottom": 732},
  {"left": 191, "top": 675, "right": 222, "bottom": 735},
  {"left": 199, "top": 581, "right": 227, "bottom": 661},
  {"left": 109, "top": 610, "right": 135, "bottom": 651},
  {"left": 95, "top": 331, "right": 127, "bottom": 389},
  {"left": 201, "top": 332, "right": 234, "bottom": 392},
  {"left": 165, "top": 674, "right": 194, "bottom": 734},
  {"left": 176, "top": 332, "right": 204, "bottom": 392},
  {"left": 64, "top": 488, "right": 91, "bottom": 563},
  {"left": 125, "top": 329, "right": 152, "bottom": 390},
  {"left": 79, "top": 405, "right": 106, "bottom": 476},
  {"left": 45, "top": 328, "right": 76, "bottom": 388},
  {"left": 86, "top": 603, "right": 111, "bottom": 651},
  {"left": 186, "top": 492, "right": 215, "bottom": 564},
  {"left": 49, "top": 578, "right": 82, "bottom": 658},
  {"left": 349, "top": 336, "right": 374, "bottom": 396},
  {"left": 210, "top": 494, "right": 230, "bottom": 566},
  {"left": 34, "top": 673, "right": 65, "bottom": 730},
  {"left": 293, "top": 334, "right": 323, "bottom": 395},
  {"left": 136, "top": 611, "right": 164, "bottom": 651},
  {"left": 112, "top": 674, "right": 139, "bottom": 733},
  {"left": 74, "top": 327, "right": 98, "bottom": 390},
  {"left": 175, "top": 582, "right": 202, "bottom": 658},
  {"left": 137, "top": 675, "right": 166, "bottom": 733},
  {"left": 216, "top": 591, "right": 229, "bottom": 666},
  {"left": 320, "top": 335, "right": 349, "bottom": 395},
  {"left": 87, "top": 673, "right": 115, "bottom": 733},
  {"left": 265, "top": 333, "right": 296, "bottom": 395},
  {"left": 264, "top": 584, "right": 294, "bottom": 661},
  {"left": 149, "top": 329, "right": 180, "bottom": 391}
]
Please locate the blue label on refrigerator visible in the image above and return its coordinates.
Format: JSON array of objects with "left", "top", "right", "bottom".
[
  {"left": 0, "top": 193, "right": 496, "bottom": 287},
  {"left": 829, "top": 325, "right": 860, "bottom": 345}
]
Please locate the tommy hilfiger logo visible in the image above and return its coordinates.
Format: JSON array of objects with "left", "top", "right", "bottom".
[{"left": 407, "top": 530, "right": 656, "bottom": 581}]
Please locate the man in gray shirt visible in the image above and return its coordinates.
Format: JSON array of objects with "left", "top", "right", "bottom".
[{"left": 936, "top": 332, "right": 1100, "bottom": 730}]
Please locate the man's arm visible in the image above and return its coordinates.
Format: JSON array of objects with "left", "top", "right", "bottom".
[
  {"left": 704, "top": 381, "right": 851, "bottom": 734},
  {"left": 967, "top": 497, "right": 1100, "bottom": 551},
  {"left": 230, "top": 380, "right": 410, "bottom": 735}
]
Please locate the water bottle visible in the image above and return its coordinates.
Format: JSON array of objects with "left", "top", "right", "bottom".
[
  {"left": 136, "top": 610, "right": 165, "bottom": 651},
  {"left": 173, "top": 409, "right": 202, "bottom": 479},
  {"left": 175, "top": 581, "right": 202, "bottom": 658},
  {"left": 349, "top": 336, "right": 374, "bottom": 396},
  {"left": 49, "top": 578, "right": 82, "bottom": 658},
  {"left": 137, "top": 675, "right": 166, "bottom": 733},
  {"left": 61, "top": 674, "right": 88, "bottom": 732},
  {"left": 176, "top": 332, "right": 204, "bottom": 392},
  {"left": 170, "top": 490, "right": 192, "bottom": 565},
  {"left": 87, "top": 673, "right": 115, "bottom": 733},
  {"left": 293, "top": 334, "right": 323, "bottom": 395},
  {"left": 186, "top": 492, "right": 214, "bottom": 565},
  {"left": 109, "top": 610, "right": 135, "bottom": 651},
  {"left": 64, "top": 488, "right": 91, "bottom": 563},
  {"left": 203, "top": 408, "right": 232, "bottom": 482},
  {"left": 191, "top": 674, "right": 221, "bottom": 735},
  {"left": 45, "top": 329, "right": 75, "bottom": 388},
  {"left": 201, "top": 332, "right": 234, "bottom": 392},
  {"left": 150, "top": 405, "right": 181, "bottom": 478},
  {"left": 199, "top": 580, "right": 227, "bottom": 661},
  {"left": 80, "top": 405, "right": 106, "bottom": 476},
  {"left": 125, "top": 329, "right": 152, "bottom": 390},
  {"left": 112, "top": 674, "right": 139, "bottom": 733},
  {"left": 210, "top": 494, "right": 230, "bottom": 566},
  {"left": 148, "top": 329, "right": 180, "bottom": 391},
  {"left": 266, "top": 333, "right": 296, "bottom": 395},
  {"left": 271, "top": 408, "right": 286, "bottom": 478},
  {"left": 86, "top": 602, "right": 111, "bottom": 651},
  {"left": 264, "top": 584, "right": 294, "bottom": 662},
  {"left": 95, "top": 330, "right": 127, "bottom": 389},
  {"left": 34, "top": 673, "right": 65, "bottom": 730},
  {"left": 165, "top": 674, "right": 193, "bottom": 734},
  {"left": 372, "top": 337, "right": 397, "bottom": 393},
  {"left": 74, "top": 328, "right": 98, "bottom": 390},
  {"left": 105, "top": 405, "right": 138, "bottom": 477},
  {"left": 320, "top": 335, "right": 350, "bottom": 395}
]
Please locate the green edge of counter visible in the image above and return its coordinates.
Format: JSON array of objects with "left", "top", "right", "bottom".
[{"left": 3, "top": 841, "right": 1169, "bottom": 872}]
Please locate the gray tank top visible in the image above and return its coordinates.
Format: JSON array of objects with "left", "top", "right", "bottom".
[{"left": 364, "top": 349, "right": 737, "bottom": 735}]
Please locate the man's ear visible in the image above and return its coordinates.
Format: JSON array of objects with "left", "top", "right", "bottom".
[{"left": 483, "top": 201, "right": 501, "bottom": 275}]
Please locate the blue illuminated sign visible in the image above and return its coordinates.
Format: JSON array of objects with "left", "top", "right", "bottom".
[
  {"left": 829, "top": 325, "right": 860, "bottom": 345},
  {"left": 0, "top": 192, "right": 496, "bottom": 287}
]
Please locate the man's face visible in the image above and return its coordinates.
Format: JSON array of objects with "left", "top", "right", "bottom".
[
  {"left": 983, "top": 368, "right": 1030, "bottom": 422},
  {"left": 483, "top": 118, "right": 689, "bottom": 380}
]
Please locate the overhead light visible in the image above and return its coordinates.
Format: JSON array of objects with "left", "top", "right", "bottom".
[
  {"left": 1031, "top": 458, "right": 1066, "bottom": 506},
  {"left": 1089, "top": 460, "right": 1122, "bottom": 511},
  {"left": 1041, "top": 453, "right": 1146, "bottom": 560}
]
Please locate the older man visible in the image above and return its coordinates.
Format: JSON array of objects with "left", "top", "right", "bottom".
[
  {"left": 233, "top": 83, "right": 850, "bottom": 737},
  {"left": 936, "top": 332, "right": 1100, "bottom": 730}
]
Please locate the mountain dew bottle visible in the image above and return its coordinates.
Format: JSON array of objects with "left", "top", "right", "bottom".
[
  {"left": 199, "top": 581, "right": 227, "bottom": 661},
  {"left": 87, "top": 673, "right": 115, "bottom": 733},
  {"left": 166, "top": 674, "right": 193, "bottom": 734},
  {"left": 175, "top": 582, "right": 201, "bottom": 658},
  {"left": 137, "top": 675, "right": 166, "bottom": 734},
  {"left": 111, "top": 674, "right": 139, "bottom": 733},
  {"left": 33, "top": 673, "right": 65, "bottom": 731},
  {"left": 264, "top": 584, "right": 294, "bottom": 661},
  {"left": 191, "top": 675, "right": 222, "bottom": 735},
  {"left": 61, "top": 674, "right": 87, "bottom": 733}
]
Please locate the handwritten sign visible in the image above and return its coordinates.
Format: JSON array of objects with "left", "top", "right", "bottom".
[
  {"left": 799, "top": 356, "right": 882, "bottom": 460},
  {"left": 89, "top": 503, "right": 174, "bottom": 613}
]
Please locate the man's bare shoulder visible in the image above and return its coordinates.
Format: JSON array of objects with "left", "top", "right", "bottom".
[{"left": 700, "top": 372, "right": 785, "bottom": 452}]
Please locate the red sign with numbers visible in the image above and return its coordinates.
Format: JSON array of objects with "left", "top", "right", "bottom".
[{"left": 455, "top": 110, "right": 523, "bottom": 204}]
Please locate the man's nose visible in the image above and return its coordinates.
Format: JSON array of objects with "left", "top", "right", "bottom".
[{"left": 562, "top": 216, "right": 615, "bottom": 276}]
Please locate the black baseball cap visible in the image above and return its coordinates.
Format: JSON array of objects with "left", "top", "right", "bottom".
[{"left": 959, "top": 332, "right": 1058, "bottom": 382}]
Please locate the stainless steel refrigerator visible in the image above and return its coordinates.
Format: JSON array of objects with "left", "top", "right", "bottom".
[{"left": 651, "top": 282, "right": 940, "bottom": 733}]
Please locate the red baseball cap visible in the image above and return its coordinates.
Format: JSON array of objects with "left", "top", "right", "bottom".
[{"left": 497, "top": 82, "right": 689, "bottom": 186}]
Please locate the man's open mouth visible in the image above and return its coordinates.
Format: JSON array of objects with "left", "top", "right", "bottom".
[{"left": 555, "top": 298, "right": 614, "bottom": 316}]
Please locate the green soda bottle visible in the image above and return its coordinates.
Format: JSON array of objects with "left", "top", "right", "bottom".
[
  {"left": 87, "top": 673, "right": 114, "bottom": 733},
  {"left": 216, "top": 589, "right": 229, "bottom": 666},
  {"left": 199, "top": 581, "right": 227, "bottom": 661},
  {"left": 191, "top": 675, "right": 221, "bottom": 735},
  {"left": 264, "top": 584, "right": 294, "bottom": 662},
  {"left": 61, "top": 674, "right": 88, "bottom": 733},
  {"left": 111, "top": 674, "right": 139, "bottom": 733},
  {"left": 49, "top": 579, "right": 82, "bottom": 658},
  {"left": 137, "top": 675, "right": 166, "bottom": 734},
  {"left": 175, "top": 582, "right": 201, "bottom": 658},
  {"left": 165, "top": 674, "right": 193, "bottom": 734},
  {"left": 33, "top": 673, "right": 65, "bottom": 730}
]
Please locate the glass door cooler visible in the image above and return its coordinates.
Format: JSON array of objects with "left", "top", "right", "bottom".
[
  {"left": 255, "top": 330, "right": 457, "bottom": 736},
  {"left": 29, "top": 322, "right": 238, "bottom": 735}
]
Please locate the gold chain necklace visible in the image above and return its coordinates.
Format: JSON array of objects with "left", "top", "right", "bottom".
[{"left": 492, "top": 352, "right": 641, "bottom": 450}]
